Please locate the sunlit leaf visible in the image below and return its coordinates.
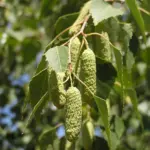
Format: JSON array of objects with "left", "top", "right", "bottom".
[
  {"left": 45, "top": 46, "right": 68, "bottom": 72},
  {"left": 90, "top": 0, "right": 123, "bottom": 26}
]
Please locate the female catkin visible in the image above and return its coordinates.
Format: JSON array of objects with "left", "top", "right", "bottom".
[
  {"left": 69, "top": 1, "right": 91, "bottom": 35},
  {"left": 70, "top": 37, "right": 81, "bottom": 70},
  {"left": 65, "top": 87, "right": 82, "bottom": 142},
  {"left": 49, "top": 70, "right": 66, "bottom": 109},
  {"left": 80, "top": 48, "right": 96, "bottom": 105},
  {"left": 96, "top": 32, "right": 111, "bottom": 62}
]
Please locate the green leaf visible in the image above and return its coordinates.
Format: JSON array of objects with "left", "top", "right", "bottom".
[
  {"left": 90, "top": 0, "right": 123, "bottom": 26},
  {"left": 96, "top": 79, "right": 112, "bottom": 99},
  {"left": 125, "top": 0, "right": 145, "bottom": 39},
  {"left": 39, "top": 126, "right": 57, "bottom": 150},
  {"left": 115, "top": 116, "right": 125, "bottom": 138},
  {"left": 29, "top": 69, "right": 48, "bottom": 107},
  {"left": 126, "top": 50, "right": 135, "bottom": 71},
  {"left": 55, "top": 13, "right": 78, "bottom": 35},
  {"left": 110, "top": 131, "right": 120, "bottom": 150},
  {"left": 94, "top": 96, "right": 111, "bottom": 148},
  {"left": 25, "top": 92, "right": 49, "bottom": 128},
  {"left": 45, "top": 46, "right": 68, "bottom": 72},
  {"left": 21, "top": 38, "right": 41, "bottom": 65},
  {"left": 7, "top": 29, "right": 37, "bottom": 42},
  {"left": 36, "top": 55, "right": 48, "bottom": 74},
  {"left": 140, "top": 0, "right": 150, "bottom": 32},
  {"left": 40, "top": 0, "right": 57, "bottom": 18},
  {"left": 113, "top": 47, "right": 123, "bottom": 87},
  {"left": 95, "top": 18, "right": 133, "bottom": 52}
]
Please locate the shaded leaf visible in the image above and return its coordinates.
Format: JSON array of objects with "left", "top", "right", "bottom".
[
  {"left": 90, "top": 0, "right": 123, "bottom": 26},
  {"left": 45, "top": 46, "right": 68, "bottom": 72},
  {"left": 36, "top": 55, "right": 48, "bottom": 74},
  {"left": 29, "top": 69, "right": 48, "bottom": 107},
  {"left": 95, "top": 18, "right": 133, "bottom": 52},
  {"left": 94, "top": 96, "right": 111, "bottom": 148},
  {"left": 113, "top": 47, "right": 123, "bottom": 88},
  {"left": 26, "top": 92, "right": 49, "bottom": 128},
  {"left": 55, "top": 13, "right": 78, "bottom": 35},
  {"left": 124, "top": 88, "right": 140, "bottom": 119},
  {"left": 39, "top": 126, "right": 57, "bottom": 150}
]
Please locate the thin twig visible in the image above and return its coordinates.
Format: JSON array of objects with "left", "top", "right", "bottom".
[
  {"left": 63, "top": 76, "right": 69, "bottom": 84},
  {"left": 69, "top": 73, "right": 73, "bottom": 87},
  {"left": 45, "top": 21, "right": 85, "bottom": 51},
  {"left": 83, "top": 36, "right": 89, "bottom": 49},
  {"left": 73, "top": 73, "right": 94, "bottom": 96},
  {"left": 139, "top": 7, "right": 150, "bottom": 16},
  {"left": 74, "top": 38, "right": 85, "bottom": 74},
  {"left": 85, "top": 32, "right": 119, "bottom": 51}
]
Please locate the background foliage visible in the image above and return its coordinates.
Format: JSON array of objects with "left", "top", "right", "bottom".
[{"left": 0, "top": 0, "right": 150, "bottom": 150}]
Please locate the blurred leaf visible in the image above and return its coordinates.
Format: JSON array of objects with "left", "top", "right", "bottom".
[
  {"left": 94, "top": 96, "right": 111, "bottom": 148},
  {"left": 45, "top": 46, "right": 68, "bottom": 72},
  {"left": 124, "top": 88, "right": 140, "bottom": 119},
  {"left": 90, "top": 0, "right": 123, "bottom": 26},
  {"left": 40, "top": 0, "right": 57, "bottom": 18},
  {"left": 21, "top": 38, "right": 41, "bottom": 65},
  {"left": 138, "top": 101, "right": 150, "bottom": 117},
  {"left": 126, "top": 0, "right": 145, "bottom": 39},
  {"left": 126, "top": 50, "right": 135, "bottom": 71},
  {"left": 7, "top": 29, "right": 37, "bottom": 42},
  {"left": 140, "top": 0, "right": 150, "bottom": 32},
  {"left": 115, "top": 116, "right": 125, "bottom": 138},
  {"left": 110, "top": 131, "right": 120, "bottom": 150}
]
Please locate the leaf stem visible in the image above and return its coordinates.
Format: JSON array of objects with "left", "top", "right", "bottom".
[
  {"left": 85, "top": 32, "right": 121, "bottom": 53},
  {"left": 139, "top": 7, "right": 150, "bottom": 16}
]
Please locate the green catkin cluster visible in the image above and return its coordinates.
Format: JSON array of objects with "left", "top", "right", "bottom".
[
  {"left": 80, "top": 48, "right": 96, "bottom": 105},
  {"left": 65, "top": 87, "right": 82, "bottom": 142},
  {"left": 96, "top": 32, "right": 111, "bottom": 62},
  {"left": 49, "top": 70, "right": 66, "bottom": 109},
  {"left": 82, "top": 120, "right": 94, "bottom": 150},
  {"left": 70, "top": 37, "right": 81, "bottom": 70},
  {"left": 69, "top": 1, "right": 91, "bottom": 35}
]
